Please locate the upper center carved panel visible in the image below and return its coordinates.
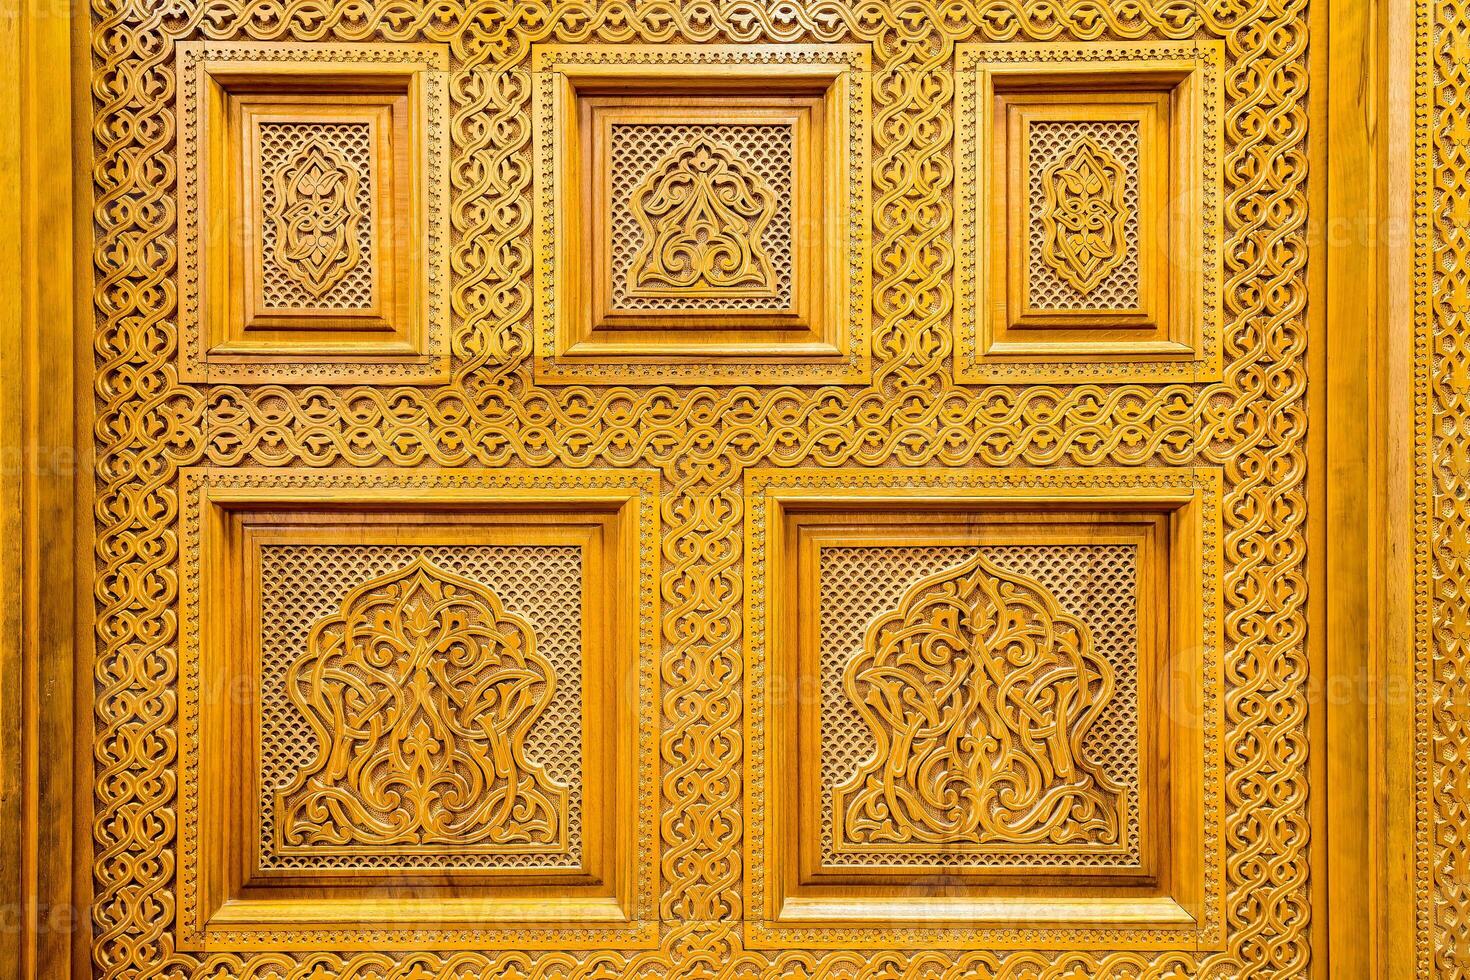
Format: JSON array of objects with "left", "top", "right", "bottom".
[
  {"left": 532, "top": 43, "right": 871, "bottom": 384},
  {"left": 612, "top": 124, "right": 794, "bottom": 310}
]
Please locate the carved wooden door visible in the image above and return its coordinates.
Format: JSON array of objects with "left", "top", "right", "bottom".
[{"left": 85, "top": 5, "right": 1313, "bottom": 980}]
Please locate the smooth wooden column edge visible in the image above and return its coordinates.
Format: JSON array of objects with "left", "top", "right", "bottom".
[
  {"left": 1380, "top": 0, "right": 1419, "bottom": 976},
  {"left": 0, "top": 5, "right": 24, "bottom": 976},
  {"left": 1324, "top": 0, "right": 1416, "bottom": 976}
]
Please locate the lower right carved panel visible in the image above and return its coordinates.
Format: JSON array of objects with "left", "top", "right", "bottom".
[
  {"left": 822, "top": 541, "right": 1142, "bottom": 873},
  {"left": 744, "top": 468, "right": 1222, "bottom": 950}
]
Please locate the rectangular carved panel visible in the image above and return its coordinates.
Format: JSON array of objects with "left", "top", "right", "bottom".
[
  {"left": 955, "top": 41, "right": 1224, "bottom": 382},
  {"left": 607, "top": 122, "right": 796, "bottom": 311},
  {"left": 257, "top": 543, "right": 586, "bottom": 873},
  {"left": 744, "top": 468, "right": 1223, "bottom": 950},
  {"left": 176, "top": 41, "right": 450, "bottom": 383},
  {"left": 253, "top": 119, "right": 379, "bottom": 312},
  {"left": 176, "top": 469, "right": 660, "bottom": 950},
  {"left": 532, "top": 44, "right": 871, "bottom": 384},
  {"left": 817, "top": 543, "right": 1143, "bottom": 872},
  {"left": 1025, "top": 120, "right": 1143, "bottom": 311}
]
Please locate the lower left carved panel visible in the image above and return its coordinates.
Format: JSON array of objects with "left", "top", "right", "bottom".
[{"left": 178, "top": 468, "right": 660, "bottom": 950}]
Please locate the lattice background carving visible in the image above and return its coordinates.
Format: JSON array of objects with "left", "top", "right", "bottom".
[
  {"left": 610, "top": 123, "right": 794, "bottom": 311},
  {"left": 258, "top": 544, "right": 584, "bottom": 872},
  {"left": 818, "top": 544, "right": 1140, "bottom": 869},
  {"left": 86, "top": 0, "right": 1316, "bottom": 976},
  {"left": 1027, "top": 121, "right": 1141, "bottom": 310},
  {"left": 257, "top": 121, "right": 376, "bottom": 310}
]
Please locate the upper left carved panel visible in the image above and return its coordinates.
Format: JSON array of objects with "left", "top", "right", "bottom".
[{"left": 176, "top": 42, "right": 450, "bottom": 384}]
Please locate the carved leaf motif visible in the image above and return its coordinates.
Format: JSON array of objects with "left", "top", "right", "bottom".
[
  {"left": 267, "top": 136, "right": 364, "bottom": 298},
  {"left": 834, "top": 552, "right": 1126, "bottom": 847},
  {"left": 627, "top": 135, "right": 779, "bottom": 295},
  {"left": 1038, "top": 136, "right": 1130, "bottom": 295},
  {"left": 276, "top": 557, "right": 568, "bottom": 849}
]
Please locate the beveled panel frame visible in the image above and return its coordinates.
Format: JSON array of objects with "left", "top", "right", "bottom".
[
  {"left": 176, "top": 468, "right": 661, "bottom": 951},
  {"left": 743, "top": 467, "right": 1223, "bottom": 950},
  {"left": 176, "top": 41, "right": 450, "bottom": 384},
  {"left": 587, "top": 100, "right": 812, "bottom": 322},
  {"left": 1002, "top": 96, "right": 1166, "bottom": 329},
  {"left": 955, "top": 41, "right": 1224, "bottom": 383},
  {"left": 531, "top": 43, "right": 871, "bottom": 384},
  {"left": 235, "top": 101, "right": 396, "bottom": 329}
]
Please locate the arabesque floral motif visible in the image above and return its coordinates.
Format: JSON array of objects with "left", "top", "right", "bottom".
[
  {"left": 277, "top": 557, "right": 568, "bottom": 849},
  {"left": 628, "top": 136, "right": 779, "bottom": 295},
  {"left": 1039, "top": 136, "right": 1129, "bottom": 295},
  {"left": 835, "top": 552, "right": 1125, "bottom": 848},
  {"left": 267, "top": 137, "right": 364, "bottom": 298}
]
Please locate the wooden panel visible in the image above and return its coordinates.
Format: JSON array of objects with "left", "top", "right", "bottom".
[
  {"left": 174, "top": 469, "right": 660, "bottom": 949},
  {"left": 743, "top": 468, "right": 1221, "bottom": 949},
  {"left": 955, "top": 41, "right": 1224, "bottom": 382},
  {"left": 175, "top": 42, "right": 450, "bottom": 383},
  {"left": 531, "top": 44, "right": 871, "bottom": 384},
  {"left": 72, "top": 4, "right": 1334, "bottom": 980}
]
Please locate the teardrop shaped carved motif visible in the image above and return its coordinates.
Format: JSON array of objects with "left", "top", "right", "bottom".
[
  {"left": 276, "top": 556, "right": 569, "bottom": 850},
  {"left": 1038, "top": 136, "right": 1130, "bottom": 295},
  {"left": 833, "top": 552, "right": 1126, "bottom": 848},
  {"left": 266, "top": 136, "right": 365, "bottom": 299},
  {"left": 627, "top": 135, "right": 779, "bottom": 295}
]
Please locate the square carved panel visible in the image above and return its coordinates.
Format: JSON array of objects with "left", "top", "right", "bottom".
[
  {"left": 176, "top": 42, "right": 450, "bottom": 384},
  {"left": 817, "top": 541, "right": 1148, "bottom": 873},
  {"left": 532, "top": 44, "right": 871, "bottom": 384},
  {"left": 256, "top": 543, "right": 586, "bottom": 874},
  {"left": 177, "top": 468, "right": 660, "bottom": 950},
  {"left": 955, "top": 41, "right": 1224, "bottom": 383},
  {"left": 744, "top": 468, "right": 1223, "bottom": 949}
]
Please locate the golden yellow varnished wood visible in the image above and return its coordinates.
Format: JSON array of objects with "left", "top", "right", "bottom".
[
  {"left": 3, "top": 2, "right": 81, "bottom": 980},
  {"left": 531, "top": 44, "right": 870, "bottom": 384},
  {"left": 4, "top": 0, "right": 1431, "bottom": 977},
  {"left": 73, "top": 4, "right": 1325, "bottom": 974}
]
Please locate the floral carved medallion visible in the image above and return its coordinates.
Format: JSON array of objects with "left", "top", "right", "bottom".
[
  {"left": 266, "top": 136, "right": 366, "bottom": 299},
  {"left": 627, "top": 135, "right": 780, "bottom": 296},
  {"left": 833, "top": 551, "right": 1126, "bottom": 848},
  {"left": 275, "top": 556, "right": 569, "bottom": 851},
  {"left": 1038, "top": 136, "right": 1130, "bottom": 295}
]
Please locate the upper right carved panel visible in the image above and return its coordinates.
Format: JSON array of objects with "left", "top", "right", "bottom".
[{"left": 956, "top": 42, "right": 1223, "bottom": 383}]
